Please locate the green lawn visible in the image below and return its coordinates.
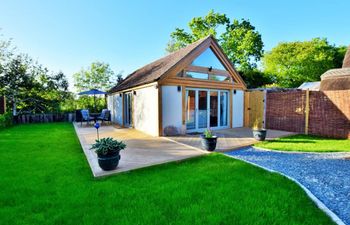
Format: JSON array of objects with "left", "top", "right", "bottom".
[
  {"left": 0, "top": 123, "right": 334, "bottom": 225},
  {"left": 255, "top": 134, "right": 350, "bottom": 152}
]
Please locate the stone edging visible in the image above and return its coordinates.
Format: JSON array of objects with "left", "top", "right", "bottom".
[
  {"left": 253, "top": 146, "right": 350, "bottom": 155},
  {"left": 223, "top": 153, "right": 346, "bottom": 225}
]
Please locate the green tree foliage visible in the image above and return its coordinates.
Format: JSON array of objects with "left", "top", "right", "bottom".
[
  {"left": 166, "top": 10, "right": 264, "bottom": 72},
  {"left": 240, "top": 69, "right": 274, "bottom": 89},
  {"left": 0, "top": 35, "right": 70, "bottom": 115},
  {"left": 73, "top": 61, "right": 120, "bottom": 92},
  {"left": 73, "top": 61, "right": 122, "bottom": 112},
  {"left": 263, "top": 38, "right": 346, "bottom": 87}
]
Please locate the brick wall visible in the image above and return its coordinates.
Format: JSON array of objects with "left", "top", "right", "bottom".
[
  {"left": 266, "top": 90, "right": 350, "bottom": 139},
  {"left": 0, "top": 96, "right": 5, "bottom": 114}
]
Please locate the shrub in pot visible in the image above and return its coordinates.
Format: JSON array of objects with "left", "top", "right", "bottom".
[
  {"left": 90, "top": 137, "right": 126, "bottom": 171},
  {"left": 252, "top": 120, "right": 267, "bottom": 141},
  {"left": 200, "top": 129, "right": 218, "bottom": 151}
]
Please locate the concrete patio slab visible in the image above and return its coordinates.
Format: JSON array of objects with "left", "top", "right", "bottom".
[
  {"left": 74, "top": 123, "right": 207, "bottom": 177},
  {"left": 167, "top": 127, "right": 295, "bottom": 152}
]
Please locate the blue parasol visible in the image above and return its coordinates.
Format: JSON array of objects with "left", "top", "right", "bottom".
[{"left": 78, "top": 89, "right": 107, "bottom": 112}]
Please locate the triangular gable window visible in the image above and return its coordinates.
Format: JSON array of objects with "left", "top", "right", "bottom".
[{"left": 191, "top": 47, "right": 226, "bottom": 71}]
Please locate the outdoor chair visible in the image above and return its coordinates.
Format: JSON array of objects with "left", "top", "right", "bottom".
[
  {"left": 80, "top": 109, "right": 95, "bottom": 126},
  {"left": 97, "top": 109, "right": 111, "bottom": 124}
]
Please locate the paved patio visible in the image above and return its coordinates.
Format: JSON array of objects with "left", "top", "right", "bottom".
[
  {"left": 74, "top": 123, "right": 207, "bottom": 177},
  {"left": 167, "top": 127, "right": 295, "bottom": 152}
]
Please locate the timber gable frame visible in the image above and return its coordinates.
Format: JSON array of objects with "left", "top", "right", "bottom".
[{"left": 108, "top": 35, "right": 247, "bottom": 136}]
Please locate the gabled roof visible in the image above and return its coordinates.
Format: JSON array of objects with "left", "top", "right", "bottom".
[{"left": 109, "top": 36, "right": 212, "bottom": 93}]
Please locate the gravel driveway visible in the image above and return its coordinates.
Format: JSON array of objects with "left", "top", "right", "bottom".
[{"left": 226, "top": 147, "right": 350, "bottom": 225}]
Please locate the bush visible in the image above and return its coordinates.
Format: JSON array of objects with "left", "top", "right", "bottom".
[{"left": 0, "top": 112, "right": 13, "bottom": 129}]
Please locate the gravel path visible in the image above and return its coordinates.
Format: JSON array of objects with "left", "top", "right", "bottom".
[{"left": 225, "top": 147, "right": 350, "bottom": 225}]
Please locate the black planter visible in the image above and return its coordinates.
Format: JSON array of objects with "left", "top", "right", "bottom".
[
  {"left": 97, "top": 152, "right": 121, "bottom": 171},
  {"left": 253, "top": 129, "right": 267, "bottom": 141},
  {"left": 200, "top": 135, "right": 218, "bottom": 151}
]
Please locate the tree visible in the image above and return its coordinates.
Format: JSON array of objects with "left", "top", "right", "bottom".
[
  {"left": 166, "top": 10, "right": 264, "bottom": 72},
  {"left": 263, "top": 38, "right": 346, "bottom": 87},
  {"left": 73, "top": 61, "right": 120, "bottom": 92},
  {"left": 239, "top": 69, "right": 274, "bottom": 89},
  {"left": 0, "top": 54, "right": 70, "bottom": 115},
  {"left": 0, "top": 54, "right": 35, "bottom": 115}
]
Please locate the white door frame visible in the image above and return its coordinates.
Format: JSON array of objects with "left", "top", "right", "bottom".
[{"left": 185, "top": 88, "right": 230, "bottom": 133}]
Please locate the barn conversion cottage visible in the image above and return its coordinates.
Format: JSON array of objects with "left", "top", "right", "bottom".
[{"left": 107, "top": 36, "right": 247, "bottom": 136}]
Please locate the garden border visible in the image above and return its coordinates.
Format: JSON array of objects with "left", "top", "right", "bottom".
[{"left": 223, "top": 153, "right": 346, "bottom": 225}]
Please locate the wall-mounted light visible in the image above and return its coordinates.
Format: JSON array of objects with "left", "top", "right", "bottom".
[
  {"left": 208, "top": 66, "right": 213, "bottom": 72},
  {"left": 155, "top": 84, "right": 159, "bottom": 89},
  {"left": 119, "top": 93, "right": 122, "bottom": 97},
  {"left": 233, "top": 90, "right": 237, "bottom": 95},
  {"left": 133, "top": 91, "right": 136, "bottom": 95},
  {"left": 177, "top": 86, "right": 181, "bottom": 92}
]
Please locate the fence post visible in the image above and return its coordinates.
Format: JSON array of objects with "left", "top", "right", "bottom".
[{"left": 305, "top": 89, "right": 310, "bottom": 135}]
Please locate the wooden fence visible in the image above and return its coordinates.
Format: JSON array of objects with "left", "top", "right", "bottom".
[
  {"left": 244, "top": 90, "right": 265, "bottom": 128},
  {"left": 15, "top": 113, "right": 76, "bottom": 124},
  {"left": 244, "top": 89, "right": 350, "bottom": 139},
  {"left": 265, "top": 90, "right": 350, "bottom": 139}
]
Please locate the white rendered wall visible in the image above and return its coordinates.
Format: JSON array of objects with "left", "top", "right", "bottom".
[
  {"left": 107, "top": 94, "right": 123, "bottom": 125},
  {"left": 232, "top": 90, "right": 244, "bottom": 127},
  {"left": 162, "top": 86, "right": 183, "bottom": 134},
  {"left": 133, "top": 85, "right": 159, "bottom": 136}
]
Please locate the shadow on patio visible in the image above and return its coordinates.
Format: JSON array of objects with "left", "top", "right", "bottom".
[
  {"left": 166, "top": 127, "right": 295, "bottom": 152},
  {"left": 74, "top": 123, "right": 206, "bottom": 177}
]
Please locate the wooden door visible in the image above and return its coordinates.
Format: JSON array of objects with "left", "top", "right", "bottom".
[{"left": 244, "top": 91, "right": 265, "bottom": 128}]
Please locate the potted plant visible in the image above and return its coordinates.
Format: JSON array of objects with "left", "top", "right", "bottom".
[
  {"left": 90, "top": 137, "right": 126, "bottom": 171},
  {"left": 200, "top": 128, "right": 218, "bottom": 151},
  {"left": 252, "top": 120, "right": 267, "bottom": 141}
]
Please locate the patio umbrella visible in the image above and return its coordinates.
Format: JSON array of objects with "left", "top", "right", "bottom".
[{"left": 78, "top": 89, "right": 107, "bottom": 112}]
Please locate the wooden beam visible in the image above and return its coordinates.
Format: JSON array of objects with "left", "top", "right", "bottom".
[
  {"left": 229, "top": 90, "right": 233, "bottom": 128},
  {"left": 182, "top": 86, "right": 186, "bottom": 125},
  {"left": 161, "top": 77, "right": 236, "bottom": 90},
  {"left": 185, "top": 65, "right": 230, "bottom": 76},
  {"left": 305, "top": 89, "right": 310, "bottom": 135}
]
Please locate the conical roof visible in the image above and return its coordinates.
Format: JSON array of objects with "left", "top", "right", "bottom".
[{"left": 320, "top": 44, "right": 350, "bottom": 90}]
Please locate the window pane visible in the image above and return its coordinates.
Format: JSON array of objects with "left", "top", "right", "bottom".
[
  {"left": 210, "top": 75, "right": 230, "bottom": 82},
  {"left": 192, "top": 48, "right": 226, "bottom": 70},
  {"left": 186, "top": 90, "right": 196, "bottom": 130},
  {"left": 198, "top": 91, "right": 207, "bottom": 128},
  {"left": 210, "top": 91, "right": 218, "bottom": 127},
  {"left": 220, "top": 92, "right": 228, "bottom": 126},
  {"left": 186, "top": 71, "right": 208, "bottom": 80}
]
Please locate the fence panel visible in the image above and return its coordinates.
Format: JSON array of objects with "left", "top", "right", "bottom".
[
  {"left": 15, "top": 113, "right": 76, "bottom": 124},
  {"left": 266, "top": 90, "right": 306, "bottom": 133},
  {"left": 265, "top": 90, "right": 350, "bottom": 139}
]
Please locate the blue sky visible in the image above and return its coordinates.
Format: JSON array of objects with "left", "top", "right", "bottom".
[{"left": 1, "top": 0, "right": 349, "bottom": 91}]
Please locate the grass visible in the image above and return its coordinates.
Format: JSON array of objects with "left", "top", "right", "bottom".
[
  {"left": 255, "top": 134, "right": 350, "bottom": 152},
  {"left": 0, "top": 123, "right": 334, "bottom": 225}
]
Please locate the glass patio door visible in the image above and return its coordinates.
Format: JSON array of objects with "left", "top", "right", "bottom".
[
  {"left": 123, "top": 92, "right": 132, "bottom": 127},
  {"left": 186, "top": 89, "right": 229, "bottom": 132}
]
